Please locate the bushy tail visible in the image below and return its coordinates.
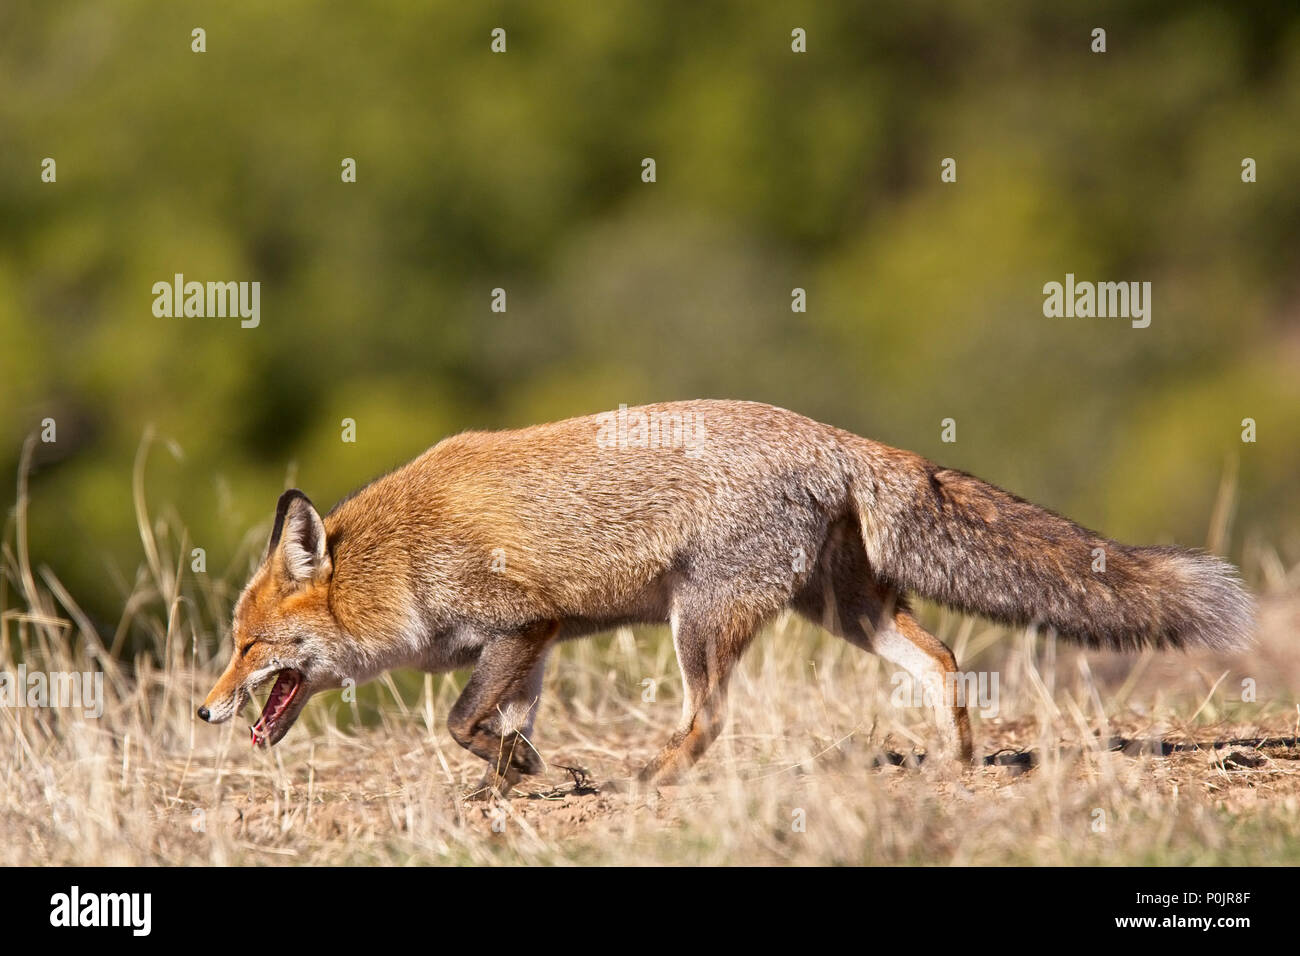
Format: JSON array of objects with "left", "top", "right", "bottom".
[{"left": 847, "top": 439, "right": 1255, "bottom": 651}]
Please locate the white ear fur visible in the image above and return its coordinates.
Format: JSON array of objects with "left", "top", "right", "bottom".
[{"left": 280, "top": 498, "right": 329, "bottom": 582}]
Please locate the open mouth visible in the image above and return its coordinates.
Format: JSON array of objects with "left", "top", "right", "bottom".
[{"left": 250, "top": 669, "right": 305, "bottom": 747}]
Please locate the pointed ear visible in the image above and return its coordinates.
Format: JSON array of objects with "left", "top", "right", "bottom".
[{"left": 268, "top": 490, "right": 330, "bottom": 583}]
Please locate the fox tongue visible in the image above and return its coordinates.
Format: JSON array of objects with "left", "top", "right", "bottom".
[{"left": 250, "top": 671, "right": 297, "bottom": 746}]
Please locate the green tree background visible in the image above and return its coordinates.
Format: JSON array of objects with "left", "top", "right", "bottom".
[{"left": 2, "top": 1, "right": 1297, "bottom": 645}]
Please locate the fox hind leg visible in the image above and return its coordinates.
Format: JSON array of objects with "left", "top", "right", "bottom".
[
  {"left": 872, "top": 609, "right": 974, "bottom": 763},
  {"left": 636, "top": 601, "right": 760, "bottom": 786},
  {"left": 806, "top": 587, "right": 973, "bottom": 763},
  {"left": 796, "top": 523, "right": 973, "bottom": 762}
]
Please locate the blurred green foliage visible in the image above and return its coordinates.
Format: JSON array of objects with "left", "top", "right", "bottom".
[{"left": 2, "top": 1, "right": 1298, "bottom": 643}]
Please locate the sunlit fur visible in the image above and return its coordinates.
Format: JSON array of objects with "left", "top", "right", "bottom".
[{"left": 199, "top": 400, "right": 1255, "bottom": 781}]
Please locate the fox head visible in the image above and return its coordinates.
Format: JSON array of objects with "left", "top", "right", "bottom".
[{"left": 198, "top": 490, "right": 346, "bottom": 747}]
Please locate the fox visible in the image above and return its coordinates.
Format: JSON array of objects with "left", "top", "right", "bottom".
[{"left": 198, "top": 399, "right": 1254, "bottom": 792}]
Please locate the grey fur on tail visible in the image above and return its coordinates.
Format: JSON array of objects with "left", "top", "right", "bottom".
[{"left": 850, "top": 442, "right": 1255, "bottom": 652}]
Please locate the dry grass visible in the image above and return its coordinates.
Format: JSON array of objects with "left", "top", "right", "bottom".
[{"left": 3, "top": 436, "right": 1299, "bottom": 866}]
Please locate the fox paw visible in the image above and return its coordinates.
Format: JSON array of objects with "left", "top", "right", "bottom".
[
  {"left": 467, "top": 767, "right": 524, "bottom": 800},
  {"left": 466, "top": 729, "right": 542, "bottom": 777}
]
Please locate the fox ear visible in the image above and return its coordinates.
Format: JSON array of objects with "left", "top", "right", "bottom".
[{"left": 268, "top": 490, "right": 330, "bottom": 583}]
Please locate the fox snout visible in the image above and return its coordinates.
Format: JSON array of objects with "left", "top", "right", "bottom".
[
  {"left": 199, "top": 664, "right": 315, "bottom": 748},
  {"left": 197, "top": 678, "right": 246, "bottom": 725}
]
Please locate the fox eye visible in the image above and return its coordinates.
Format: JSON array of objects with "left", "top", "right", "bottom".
[{"left": 239, "top": 637, "right": 266, "bottom": 657}]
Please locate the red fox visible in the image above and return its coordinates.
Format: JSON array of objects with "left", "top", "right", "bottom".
[{"left": 198, "top": 400, "right": 1253, "bottom": 791}]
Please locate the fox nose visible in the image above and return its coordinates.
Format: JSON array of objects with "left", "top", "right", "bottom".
[{"left": 197, "top": 705, "right": 211, "bottom": 722}]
